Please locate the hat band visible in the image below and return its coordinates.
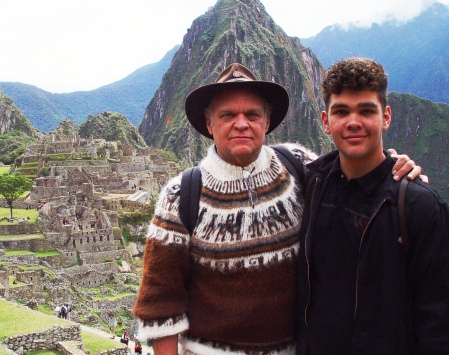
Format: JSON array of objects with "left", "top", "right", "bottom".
[{"left": 220, "top": 78, "right": 253, "bottom": 83}]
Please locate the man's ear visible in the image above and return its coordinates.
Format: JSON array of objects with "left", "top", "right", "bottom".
[
  {"left": 383, "top": 106, "right": 392, "bottom": 131},
  {"left": 265, "top": 113, "right": 271, "bottom": 133},
  {"left": 321, "top": 111, "right": 331, "bottom": 134},
  {"left": 206, "top": 115, "right": 213, "bottom": 136}
]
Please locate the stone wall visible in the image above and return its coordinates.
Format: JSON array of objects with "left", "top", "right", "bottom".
[
  {"left": 3, "top": 324, "right": 81, "bottom": 353},
  {"left": 63, "top": 269, "right": 113, "bottom": 288},
  {"left": 47, "top": 160, "right": 109, "bottom": 167},
  {"left": 39, "top": 252, "right": 77, "bottom": 269},
  {"left": 79, "top": 250, "right": 129, "bottom": 266},
  {"left": 0, "top": 223, "right": 40, "bottom": 235},
  {"left": 0, "top": 238, "right": 49, "bottom": 252},
  {"left": 92, "top": 294, "right": 136, "bottom": 313},
  {"left": 3, "top": 254, "right": 39, "bottom": 265},
  {"left": 30, "top": 186, "right": 67, "bottom": 200},
  {"left": 0, "top": 270, "right": 9, "bottom": 298},
  {"left": 8, "top": 283, "right": 36, "bottom": 302}
]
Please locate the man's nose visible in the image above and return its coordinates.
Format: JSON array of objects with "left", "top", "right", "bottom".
[
  {"left": 347, "top": 113, "right": 362, "bottom": 129},
  {"left": 233, "top": 114, "right": 249, "bottom": 129}
]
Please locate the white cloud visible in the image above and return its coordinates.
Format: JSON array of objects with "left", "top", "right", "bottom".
[{"left": 0, "top": 0, "right": 447, "bottom": 93}]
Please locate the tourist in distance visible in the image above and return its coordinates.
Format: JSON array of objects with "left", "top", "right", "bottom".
[{"left": 133, "top": 63, "right": 422, "bottom": 354}]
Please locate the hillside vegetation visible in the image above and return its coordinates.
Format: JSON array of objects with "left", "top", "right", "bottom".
[{"left": 78, "top": 112, "right": 147, "bottom": 148}]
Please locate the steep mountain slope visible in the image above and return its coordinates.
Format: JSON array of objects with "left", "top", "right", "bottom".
[
  {"left": 0, "top": 90, "right": 39, "bottom": 137},
  {"left": 0, "top": 90, "right": 39, "bottom": 164},
  {"left": 0, "top": 45, "right": 179, "bottom": 132},
  {"left": 301, "top": 2, "right": 449, "bottom": 104},
  {"left": 138, "top": 0, "right": 331, "bottom": 163},
  {"left": 386, "top": 92, "right": 449, "bottom": 199}
]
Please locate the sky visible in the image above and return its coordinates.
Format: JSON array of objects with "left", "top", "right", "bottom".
[{"left": 0, "top": 0, "right": 448, "bottom": 94}]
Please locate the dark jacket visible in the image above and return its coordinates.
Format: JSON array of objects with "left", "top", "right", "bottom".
[{"left": 297, "top": 151, "right": 449, "bottom": 354}]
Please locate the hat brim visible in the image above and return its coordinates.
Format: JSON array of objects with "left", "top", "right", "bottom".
[{"left": 185, "top": 81, "right": 289, "bottom": 139}]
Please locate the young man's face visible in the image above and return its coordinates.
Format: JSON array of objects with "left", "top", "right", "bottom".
[
  {"left": 321, "top": 89, "right": 391, "bottom": 177},
  {"left": 206, "top": 87, "right": 270, "bottom": 167}
]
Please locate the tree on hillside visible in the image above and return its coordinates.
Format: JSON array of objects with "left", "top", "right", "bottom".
[{"left": 0, "top": 173, "right": 33, "bottom": 218}]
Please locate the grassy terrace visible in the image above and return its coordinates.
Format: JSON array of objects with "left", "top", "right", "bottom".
[
  {"left": 0, "top": 300, "right": 125, "bottom": 354},
  {"left": 0, "top": 300, "right": 69, "bottom": 340},
  {"left": 0, "top": 166, "right": 10, "bottom": 174},
  {"left": 0, "top": 208, "right": 39, "bottom": 225},
  {"left": 81, "top": 331, "right": 125, "bottom": 355}
]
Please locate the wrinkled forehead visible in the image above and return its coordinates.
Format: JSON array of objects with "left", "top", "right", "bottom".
[{"left": 208, "top": 87, "right": 267, "bottom": 110}]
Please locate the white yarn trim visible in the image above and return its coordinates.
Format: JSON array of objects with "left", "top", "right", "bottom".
[
  {"left": 146, "top": 223, "right": 189, "bottom": 245},
  {"left": 193, "top": 243, "right": 300, "bottom": 271},
  {"left": 137, "top": 315, "right": 189, "bottom": 341},
  {"left": 179, "top": 334, "right": 296, "bottom": 355}
]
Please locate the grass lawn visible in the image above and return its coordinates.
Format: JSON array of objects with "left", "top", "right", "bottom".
[
  {"left": 0, "top": 207, "right": 38, "bottom": 225},
  {"left": 34, "top": 250, "right": 61, "bottom": 257},
  {"left": 9, "top": 276, "right": 27, "bottom": 288},
  {"left": 0, "top": 300, "right": 69, "bottom": 340},
  {"left": 0, "top": 300, "right": 126, "bottom": 355},
  {"left": 38, "top": 303, "right": 55, "bottom": 316},
  {"left": 81, "top": 330, "right": 126, "bottom": 354},
  {"left": 0, "top": 166, "right": 10, "bottom": 174},
  {"left": 4, "top": 250, "right": 34, "bottom": 256}
]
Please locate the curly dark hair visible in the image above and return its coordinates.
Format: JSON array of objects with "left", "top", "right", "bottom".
[{"left": 322, "top": 58, "right": 388, "bottom": 110}]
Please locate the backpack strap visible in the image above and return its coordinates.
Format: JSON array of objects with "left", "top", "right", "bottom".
[
  {"left": 398, "top": 177, "right": 410, "bottom": 255},
  {"left": 180, "top": 166, "right": 202, "bottom": 236},
  {"left": 179, "top": 146, "right": 305, "bottom": 236},
  {"left": 271, "top": 145, "right": 305, "bottom": 186}
]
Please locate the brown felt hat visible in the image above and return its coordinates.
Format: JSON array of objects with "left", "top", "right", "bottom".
[{"left": 185, "top": 63, "right": 289, "bottom": 139}]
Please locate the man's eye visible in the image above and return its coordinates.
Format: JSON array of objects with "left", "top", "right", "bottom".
[{"left": 247, "top": 113, "right": 260, "bottom": 120}]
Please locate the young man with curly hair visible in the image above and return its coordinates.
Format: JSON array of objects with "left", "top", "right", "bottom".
[{"left": 297, "top": 58, "right": 449, "bottom": 354}]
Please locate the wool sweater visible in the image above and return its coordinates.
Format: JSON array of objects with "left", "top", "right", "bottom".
[{"left": 133, "top": 144, "right": 316, "bottom": 355}]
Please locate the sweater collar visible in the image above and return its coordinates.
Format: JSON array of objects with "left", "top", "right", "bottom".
[{"left": 200, "top": 144, "right": 274, "bottom": 181}]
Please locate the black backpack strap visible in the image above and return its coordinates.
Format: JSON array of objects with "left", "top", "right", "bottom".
[
  {"left": 180, "top": 166, "right": 202, "bottom": 236},
  {"left": 271, "top": 145, "right": 305, "bottom": 186},
  {"left": 304, "top": 174, "right": 318, "bottom": 198},
  {"left": 180, "top": 146, "right": 304, "bottom": 235},
  {"left": 399, "top": 177, "right": 410, "bottom": 255}
]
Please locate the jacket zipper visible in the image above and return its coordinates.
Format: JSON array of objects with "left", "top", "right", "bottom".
[
  {"left": 354, "top": 199, "right": 387, "bottom": 318},
  {"left": 304, "top": 177, "right": 318, "bottom": 326}
]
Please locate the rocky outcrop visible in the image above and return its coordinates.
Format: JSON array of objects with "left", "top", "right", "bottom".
[
  {"left": 0, "top": 90, "right": 38, "bottom": 137},
  {"left": 138, "top": 0, "right": 332, "bottom": 163}
]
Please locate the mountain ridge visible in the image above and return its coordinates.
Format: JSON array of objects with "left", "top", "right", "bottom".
[
  {"left": 0, "top": 45, "right": 180, "bottom": 132},
  {"left": 138, "top": 0, "right": 330, "bottom": 163},
  {"left": 300, "top": 1, "right": 449, "bottom": 105}
]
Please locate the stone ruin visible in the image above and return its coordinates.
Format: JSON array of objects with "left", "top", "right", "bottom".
[{"left": 0, "top": 133, "right": 181, "bottom": 337}]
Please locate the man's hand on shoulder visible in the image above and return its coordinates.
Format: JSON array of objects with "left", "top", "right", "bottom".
[{"left": 387, "top": 148, "right": 428, "bottom": 183}]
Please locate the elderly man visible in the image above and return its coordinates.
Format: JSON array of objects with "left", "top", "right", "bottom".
[{"left": 133, "top": 63, "right": 419, "bottom": 355}]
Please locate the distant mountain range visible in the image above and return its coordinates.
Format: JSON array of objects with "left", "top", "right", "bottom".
[
  {"left": 1, "top": 2, "right": 448, "bottom": 132},
  {"left": 301, "top": 1, "right": 449, "bottom": 105},
  {"left": 1, "top": 0, "right": 449, "bottom": 201},
  {"left": 0, "top": 45, "right": 179, "bottom": 132}
]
